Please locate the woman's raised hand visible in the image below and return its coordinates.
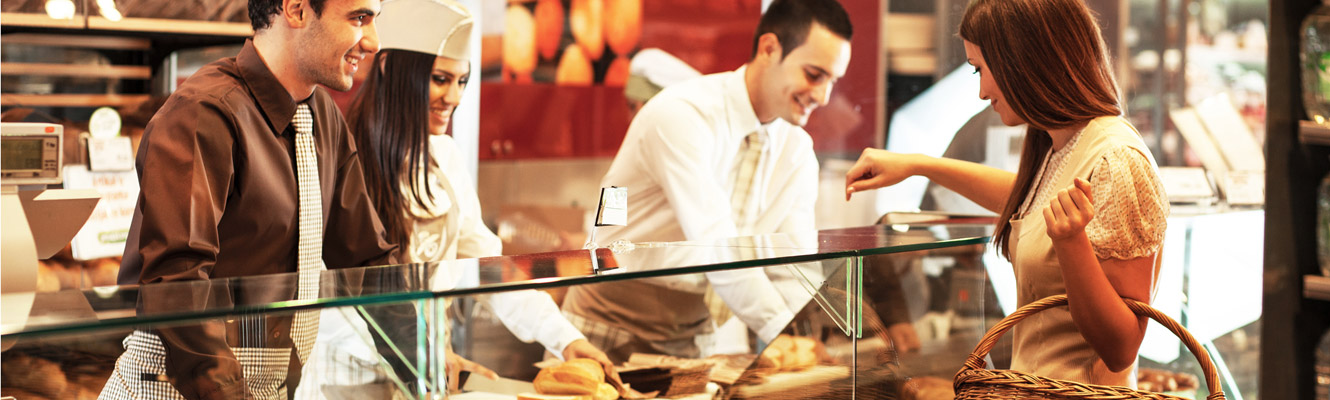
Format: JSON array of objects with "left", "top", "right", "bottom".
[
  {"left": 845, "top": 148, "right": 918, "bottom": 200},
  {"left": 1043, "top": 177, "right": 1095, "bottom": 242}
]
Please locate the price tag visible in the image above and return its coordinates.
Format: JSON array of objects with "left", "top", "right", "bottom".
[
  {"left": 1157, "top": 166, "right": 1215, "bottom": 202},
  {"left": 594, "top": 186, "right": 627, "bottom": 227},
  {"left": 87, "top": 136, "right": 134, "bottom": 172},
  {"left": 1223, "top": 170, "right": 1264, "bottom": 206}
]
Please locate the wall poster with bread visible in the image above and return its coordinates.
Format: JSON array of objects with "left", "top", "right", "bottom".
[{"left": 477, "top": 0, "right": 882, "bottom": 159}]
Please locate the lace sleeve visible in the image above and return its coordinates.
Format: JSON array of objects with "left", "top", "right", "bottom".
[{"left": 1084, "top": 146, "right": 1169, "bottom": 260}]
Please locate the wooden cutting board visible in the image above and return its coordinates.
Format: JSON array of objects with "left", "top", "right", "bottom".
[{"left": 728, "top": 365, "right": 851, "bottom": 399}]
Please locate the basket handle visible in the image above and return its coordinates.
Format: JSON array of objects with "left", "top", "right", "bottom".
[{"left": 960, "top": 294, "right": 1225, "bottom": 399}]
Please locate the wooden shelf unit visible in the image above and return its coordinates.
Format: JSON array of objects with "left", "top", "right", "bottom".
[
  {"left": 1308, "top": 274, "right": 1330, "bottom": 301},
  {"left": 0, "top": 94, "right": 152, "bottom": 108},
  {"left": 1, "top": 63, "right": 151, "bottom": 79},
  {"left": 0, "top": 12, "right": 252, "bottom": 37}
]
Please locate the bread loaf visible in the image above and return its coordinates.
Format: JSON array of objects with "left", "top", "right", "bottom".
[
  {"left": 518, "top": 393, "right": 582, "bottom": 400},
  {"left": 533, "top": 359, "right": 615, "bottom": 399},
  {"left": 594, "top": 382, "right": 617, "bottom": 400},
  {"left": 564, "top": 358, "right": 606, "bottom": 382},
  {"left": 755, "top": 346, "right": 784, "bottom": 370},
  {"left": 759, "top": 335, "right": 821, "bottom": 372}
]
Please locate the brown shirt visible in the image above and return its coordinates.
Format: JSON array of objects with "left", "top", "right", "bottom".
[{"left": 119, "top": 40, "right": 398, "bottom": 399}]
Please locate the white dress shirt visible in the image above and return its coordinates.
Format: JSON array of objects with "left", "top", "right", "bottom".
[
  {"left": 408, "top": 134, "right": 586, "bottom": 357},
  {"left": 594, "top": 67, "right": 820, "bottom": 341}
]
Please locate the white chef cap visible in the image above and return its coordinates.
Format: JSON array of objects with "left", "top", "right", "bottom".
[
  {"left": 625, "top": 48, "right": 702, "bottom": 103},
  {"left": 377, "top": 0, "right": 474, "bottom": 61}
]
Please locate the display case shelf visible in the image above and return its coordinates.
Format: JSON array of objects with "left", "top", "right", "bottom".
[{"left": 1307, "top": 274, "right": 1330, "bottom": 301}]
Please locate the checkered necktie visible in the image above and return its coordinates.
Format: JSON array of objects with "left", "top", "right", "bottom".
[
  {"left": 731, "top": 131, "right": 765, "bottom": 234},
  {"left": 291, "top": 103, "right": 324, "bottom": 363}
]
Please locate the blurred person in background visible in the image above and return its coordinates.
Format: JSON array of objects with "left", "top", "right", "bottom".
[{"left": 622, "top": 48, "right": 701, "bottom": 120}]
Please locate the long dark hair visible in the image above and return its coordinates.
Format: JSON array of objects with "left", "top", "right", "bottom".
[
  {"left": 346, "top": 49, "right": 436, "bottom": 247},
  {"left": 959, "top": 0, "right": 1122, "bottom": 259}
]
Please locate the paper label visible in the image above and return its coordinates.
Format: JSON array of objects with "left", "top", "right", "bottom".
[
  {"left": 87, "top": 136, "right": 134, "bottom": 172},
  {"left": 594, "top": 186, "right": 627, "bottom": 227},
  {"left": 64, "top": 166, "right": 139, "bottom": 259}
]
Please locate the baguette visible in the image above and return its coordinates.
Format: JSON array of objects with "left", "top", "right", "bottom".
[{"left": 518, "top": 393, "right": 584, "bottom": 400}]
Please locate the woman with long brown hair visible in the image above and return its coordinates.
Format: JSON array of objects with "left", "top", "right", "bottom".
[
  {"left": 844, "top": 0, "right": 1167, "bottom": 387},
  {"left": 341, "top": 0, "right": 616, "bottom": 388}
]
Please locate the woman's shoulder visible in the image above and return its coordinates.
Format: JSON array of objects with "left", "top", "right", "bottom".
[
  {"left": 1082, "top": 116, "right": 1154, "bottom": 157},
  {"left": 1084, "top": 115, "right": 1138, "bottom": 138}
]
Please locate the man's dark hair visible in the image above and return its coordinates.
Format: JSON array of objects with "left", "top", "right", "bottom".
[
  {"left": 750, "top": 0, "right": 853, "bottom": 60},
  {"left": 249, "top": 0, "right": 328, "bottom": 31}
]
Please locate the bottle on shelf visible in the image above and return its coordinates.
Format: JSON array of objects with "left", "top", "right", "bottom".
[{"left": 1303, "top": 0, "right": 1330, "bottom": 123}]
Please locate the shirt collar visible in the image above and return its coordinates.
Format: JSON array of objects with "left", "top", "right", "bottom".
[
  {"left": 724, "top": 66, "right": 767, "bottom": 140},
  {"left": 236, "top": 39, "right": 299, "bottom": 136}
]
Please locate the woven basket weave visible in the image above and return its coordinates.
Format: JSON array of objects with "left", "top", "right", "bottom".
[{"left": 953, "top": 294, "right": 1226, "bottom": 400}]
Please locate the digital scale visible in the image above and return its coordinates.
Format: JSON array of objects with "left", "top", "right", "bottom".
[
  {"left": 1, "top": 123, "right": 62, "bottom": 185},
  {"left": 1, "top": 123, "right": 101, "bottom": 349}
]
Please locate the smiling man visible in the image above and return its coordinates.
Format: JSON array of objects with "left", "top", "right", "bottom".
[
  {"left": 102, "top": 0, "right": 398, "bottom": 399},
  {"left": 562, "top": 0, "right": 853, "bottom": 362}
]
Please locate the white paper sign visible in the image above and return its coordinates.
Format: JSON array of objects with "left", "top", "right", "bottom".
[
  {"left": 87, "top": 136, "right": 134, "bottom": 172},
  {"left": 63, "top": 166, "right": 139, "bottom": 260},
  {"left": 594, "top": 186, "right": 627, "bottom": 227},
  {"left": 1157, "top": 166, "right": 1215, "bottom": 202},
  {"left": 1223, "top": 170, "right": 1265, "bottom": 206}
]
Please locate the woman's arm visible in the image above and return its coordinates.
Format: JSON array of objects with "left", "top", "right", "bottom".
[
  {"left": 844, "top": 148, "right": 1016, "bottom": 213},
  {"left": 1045, "top": 178, "right": 1155, "bottom": 371}
]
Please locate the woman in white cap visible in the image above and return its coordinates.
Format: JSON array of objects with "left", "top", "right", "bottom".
[{"left": 343, "top": 0, "right": 617, "bottom": 391}]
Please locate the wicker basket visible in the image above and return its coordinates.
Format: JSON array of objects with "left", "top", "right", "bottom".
[{"left": 953, "top": 294, "right": 1226, "bottom": 400}]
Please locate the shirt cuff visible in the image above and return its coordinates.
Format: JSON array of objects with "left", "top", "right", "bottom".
[
  {"left": 540, "top": 317, "right": 588, "bottom": 359},
  {"left": 754, "top": 310, "right": 795, "bottom": 343}
]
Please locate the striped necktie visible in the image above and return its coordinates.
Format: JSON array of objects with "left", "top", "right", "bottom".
[
  {"left": 731, "top": 131, "right": 765, "bottom": 234},
  {"left": 291, "top": 103, "right": 324, "bottom": 363}
]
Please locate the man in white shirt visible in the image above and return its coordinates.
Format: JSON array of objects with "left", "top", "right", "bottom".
[{"left": 562, "top": 0, "right": 854, "bottom": 362}]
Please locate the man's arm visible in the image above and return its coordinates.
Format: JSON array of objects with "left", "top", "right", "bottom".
[
  {"left": 762, "top": 147, "right": 823, "bottom": 312},
  {"left": 486, "top": 290, "right": 586, "bottom": 357},
  {"left": 135, "top": 96, "right": 249, "bottom": 400},
  {"left": 769, "top": 140, "right": 818, "bottom": 235}
]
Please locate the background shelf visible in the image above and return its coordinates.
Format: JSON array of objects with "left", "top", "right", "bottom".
[
  {"left": 1299, "top": 120, "right": 1330, "bottom": 146},
  {"left": 0, "top": 94, "right": 151, "bottom": 108},
  {"left": 1307, "top": 274, "right": 1330, "bottom": 301}
]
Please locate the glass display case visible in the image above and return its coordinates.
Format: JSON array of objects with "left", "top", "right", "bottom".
[{"left": 0, "top": 223, "right": 994, "bottom": 400}]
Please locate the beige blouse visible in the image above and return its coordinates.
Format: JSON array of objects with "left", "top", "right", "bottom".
[
  {"left": 1017, "top": 126, "right": 1169, "bottom": 260},
  {"left": 1008, "top": 116, "right": 1168, "bottom": 387}
]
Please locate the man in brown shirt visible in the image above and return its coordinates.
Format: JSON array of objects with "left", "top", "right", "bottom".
[{"left": 102, "top": 0, "right": 395, "bottom": 398}]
